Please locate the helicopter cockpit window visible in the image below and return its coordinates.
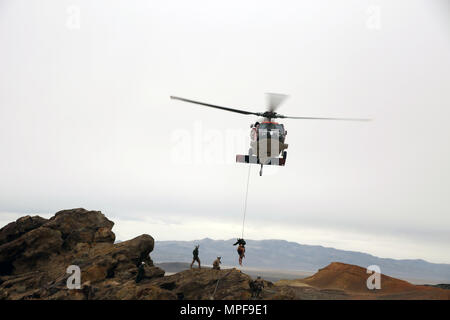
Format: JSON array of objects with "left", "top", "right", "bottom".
[{"left": 258, "top": 123, "right": 284, "bottom": 137}]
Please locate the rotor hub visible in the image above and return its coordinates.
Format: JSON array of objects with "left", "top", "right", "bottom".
[{"left": 261, "top": 111, "right": 279, "bottom": 120}]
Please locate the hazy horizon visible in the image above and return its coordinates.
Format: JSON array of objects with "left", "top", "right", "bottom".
[{"left": 1, "top": 209, "right": 449, "bottom": 266}]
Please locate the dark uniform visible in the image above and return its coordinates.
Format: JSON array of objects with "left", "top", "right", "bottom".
[
  {"left": 190, "top": 245, "right": 201, "bottom": 269},
  {"left": 135, "top": 262, "right": 145, "bottom": 283},
  {"left": 250, "top": 276, "right": 264, "bottom": 298}
]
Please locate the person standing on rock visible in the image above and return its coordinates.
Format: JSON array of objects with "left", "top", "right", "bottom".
[
  {"left": 212, "top": 256, "right": 221, "bottom": 270},
  {"left": 250, "top": 276, "right": 264, "bottom": 298},
  {"left": 190, "top": 245, "right": 201, "bottom": 269},
  {"left": 135, "top": 261, "right": 145, "bottom": 283}
]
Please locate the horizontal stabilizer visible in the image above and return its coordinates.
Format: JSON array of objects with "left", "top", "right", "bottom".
[{"left": 236, "top": 155, "right": 286, "bottom": 166}]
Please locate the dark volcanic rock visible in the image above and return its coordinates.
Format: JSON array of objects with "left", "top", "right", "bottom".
[
  {"left": 0, "top": 215, "right": 48, "bottom": 246},
  {"left": 0, "top": 226, "right": 63, "bottom": 275},
  {"left": 45, "top": 208, "right": 115, "bottom": 249},
  {"left": 151, "top": 268, "right": 253, "bottom": 300}
]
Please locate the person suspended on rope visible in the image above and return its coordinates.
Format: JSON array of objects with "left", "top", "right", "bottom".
[
  {"left": 190, "top": 245, "right": 201, "bottom": 269},
  {"left": 233, "top": 238, "right": 246, "bottom": 265},
  {"left": 212, "top": 256, "right": 221, "bottom": 270},
  {"left": 233, "top": 238, "right": 246, "bottom": 246},
  {"left": 237, "top": 244, "right": 246, "bottom": 265}
]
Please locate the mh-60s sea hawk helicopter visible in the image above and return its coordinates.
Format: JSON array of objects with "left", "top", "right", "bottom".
[{"left": 170, "top": 94, "right": 370, "bottom": 176}]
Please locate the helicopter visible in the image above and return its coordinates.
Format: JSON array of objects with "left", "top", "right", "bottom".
[{"left": 170, "top": 94, "right": 370, "bottom": 176}]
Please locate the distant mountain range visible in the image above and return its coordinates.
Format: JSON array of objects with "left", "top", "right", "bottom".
[{"left": 152, "top": 238, "right": 450, "bottom": 284}]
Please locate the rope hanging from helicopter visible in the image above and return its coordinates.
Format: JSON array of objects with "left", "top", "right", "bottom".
[{"left": 241, "top": 164, "right": 251, "bottom": 239}]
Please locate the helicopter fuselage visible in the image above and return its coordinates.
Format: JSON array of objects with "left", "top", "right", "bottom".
[{"left": 249, "top": 121, "right": 288, "bottom": 163}]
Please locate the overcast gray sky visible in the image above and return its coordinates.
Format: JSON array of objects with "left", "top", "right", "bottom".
[{"left": 1, "top": 0, "right": 449, "bottom": 264}]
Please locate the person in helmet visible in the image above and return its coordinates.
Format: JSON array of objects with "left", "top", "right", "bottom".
[{"left": 212, "top": 256, "right": 222, "bottom": 270}]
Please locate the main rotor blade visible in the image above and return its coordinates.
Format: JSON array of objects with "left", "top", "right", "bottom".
[
  {"left": 170, "top": 96, "right": 261, "bottom": 116},
  {"left": 279, "top": 115, "right": 371, "bottom": 121},
  {"left": 266, "top": 93, "right": 289, "bottom": 112}
]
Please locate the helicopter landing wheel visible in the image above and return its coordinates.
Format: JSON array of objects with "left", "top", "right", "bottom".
[
  {"left": 283, "top": 151, "right": 287, "bottom": 160},
  {"left": 259, "top": 164, "right": 263, "bottom": 176}
]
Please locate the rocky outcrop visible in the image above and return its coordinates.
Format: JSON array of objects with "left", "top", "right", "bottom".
[
  {"left": 0, "top": 209, "right": 166, "bottom": 300},
  {"left": 45, "top": 209, "right": 115, "bottom": 247},
  {"left": 0, "top": 215, "right": 48, "bottom": 246},
  {"left": 0, "top": 209, "right": 280, "bottom": 300},
  {"left": 152, "top": 268, "right": 252, "bottom": 300}
]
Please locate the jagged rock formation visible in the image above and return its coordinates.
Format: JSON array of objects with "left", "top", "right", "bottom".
[
  {"left": 0, "top": 209, "right": 284, "bottom": 300},
  {"left": 0, "top": 209, "right": 166, "bottom": 300}
]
